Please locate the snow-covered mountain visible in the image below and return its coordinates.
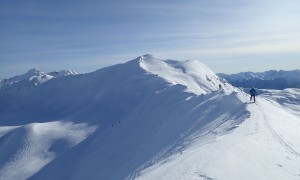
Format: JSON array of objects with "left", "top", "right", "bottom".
[
  {"left": 0, "top": 55, "right": 300, "bottom": 180},
  {"left": 218, "top": 70, "right": 300, "bottom": 89},
  {"left": 0, "top": 68, "right": 77, "bottom": 91}
]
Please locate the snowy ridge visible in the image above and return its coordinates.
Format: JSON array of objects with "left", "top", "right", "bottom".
[
  {"left": 139, "top": 54, "right": 234, "bottom": 95},
  {"left": 0, "top": 55, "right": 300, "bottom": 180}
]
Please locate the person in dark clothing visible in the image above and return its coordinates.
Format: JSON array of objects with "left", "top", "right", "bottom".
[{"left": 249, "top": 87, "right": 257, "bottom": 102}]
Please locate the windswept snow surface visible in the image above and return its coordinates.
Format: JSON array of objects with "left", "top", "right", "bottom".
[
  {"left": 0, "top": 122, "right": 96, "bottom": 180},
  {"left": 137, "top": 91, "right": 300, "bottom": 180},
  {"left": 0, "top": 55, "right": 300, "bottom": 180}
]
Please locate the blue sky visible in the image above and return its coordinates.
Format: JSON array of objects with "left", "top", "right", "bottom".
[{"left": 1, "top": 0, "right": 300, "bottom": 77}]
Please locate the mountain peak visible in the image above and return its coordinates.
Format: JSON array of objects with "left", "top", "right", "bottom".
[
  {"left": 135, "top": 54, "right": 162, "bottom": 64},
  {"left": 0, "top": 68, "right": 78, "bottom": 91},
  {"left": 7, "top": 68, "right": 46, "bottom": 83},
  {"left": 25, "top": 68, "right": 44, "bottom": 76},
  {"left": 139, "top": 54, "right": 157, "bottom": 60},
  {"left": 136, "top": 55, "right": 233, "bottom": 94}
]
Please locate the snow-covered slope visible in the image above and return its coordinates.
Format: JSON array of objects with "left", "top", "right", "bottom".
[
  {"left": 218, "top": 70, "right": 300, "bottom": 89},
  {"left": 139, "top": 54, "right": 233, "bottom": 94},
  {"left": 0, "top": 55, "right": 299, "bottom": 180},
  {"left": 137, "top": 90, "right": 300, "bottom": 180}
]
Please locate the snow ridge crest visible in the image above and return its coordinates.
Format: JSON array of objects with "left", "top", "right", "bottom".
[{"left": 137, "top": 54, "right": 233, "bottom": 95}]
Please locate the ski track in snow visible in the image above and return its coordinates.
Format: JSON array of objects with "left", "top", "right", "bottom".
[
  {"left": 257, "top": 99, "right": 300, "bottom": 157},
  {"left": 196, "top": 173, "right": 215, "bottom": 180}
]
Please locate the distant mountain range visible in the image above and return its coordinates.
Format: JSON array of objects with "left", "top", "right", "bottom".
[
  {"left": 0, "top": 68, "right": 77, "bottom": 91},
  {"left": 218, "top": 70, "right": 300, "bottom": 89}
]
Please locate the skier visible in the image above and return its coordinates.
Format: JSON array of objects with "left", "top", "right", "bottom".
[{"left": 249, "top": 87, "right": 257, "bottom": 103}]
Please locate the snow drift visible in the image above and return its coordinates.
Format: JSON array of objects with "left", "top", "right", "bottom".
[{"left": 0, "top": 54, "right": 300, "bottom": 180}]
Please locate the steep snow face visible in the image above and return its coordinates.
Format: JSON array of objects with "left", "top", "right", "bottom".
[
  {"left": 139, "top": 54, "right": 234, "bottom": 95},
  {"left": 0, "top": 68, "right": 78, "bottom": 91}
]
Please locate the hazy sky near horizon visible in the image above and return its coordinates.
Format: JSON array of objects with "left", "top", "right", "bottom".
[{"left": 1, "top": 0, "right": 300, "bottom": 77}]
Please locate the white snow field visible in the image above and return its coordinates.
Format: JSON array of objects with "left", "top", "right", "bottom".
[{"left": 0, "top": 54, "right": 300, "bottom": 180}]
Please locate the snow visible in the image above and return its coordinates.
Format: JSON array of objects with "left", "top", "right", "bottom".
[
  {"left": 138, "top": 92, "right": 300, "bottom": 180},
  {"left": 259, "top": 88, "right": 300, "bottom": 117},
  {"left": 139, "top": 54, "right": 234, "bottom": 95},
  {"left": 0, "top": 54, "right": 300, "bottom": 180},
  {"left": 0, "top": 122, "right": 96, "bottom": 180}
]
